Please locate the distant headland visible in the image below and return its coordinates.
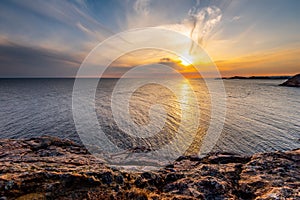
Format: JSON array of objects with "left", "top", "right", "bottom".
[
  {"left": 218, "top": 74, "right": 300, "bottom": 87},
  {"left": 279, "top": 74, "right": 300, "bottom": 87},
  {"left": 220, "top": 76, "right": 291, "bottom": 80}
]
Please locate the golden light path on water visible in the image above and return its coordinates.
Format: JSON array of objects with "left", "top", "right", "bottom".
[{"left": 89, "top": 77, "right": 213, "bottom": 169}]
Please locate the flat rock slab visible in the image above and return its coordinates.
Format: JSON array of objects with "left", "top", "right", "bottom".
[{"left": 0, "top": 136, "right": 299, "bottom": 199}]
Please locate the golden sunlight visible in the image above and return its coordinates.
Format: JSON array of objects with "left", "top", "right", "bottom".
[{"left": 179, "top": 56, "right": 192, "bottom": 66}]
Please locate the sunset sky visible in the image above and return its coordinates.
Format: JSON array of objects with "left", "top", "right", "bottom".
[{"left": 0, "top": 0, "right": 299, "bottom": 77}]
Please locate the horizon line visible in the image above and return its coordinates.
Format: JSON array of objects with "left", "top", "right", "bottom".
[{"left": 0, "top": 75, "right": 293, "bottom": 79}]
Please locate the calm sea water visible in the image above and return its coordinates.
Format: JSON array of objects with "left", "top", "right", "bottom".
[{"left": 0, "top": 78, "right": 299, "bottom": 155}]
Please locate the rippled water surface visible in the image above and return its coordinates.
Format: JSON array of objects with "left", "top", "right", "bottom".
[{"left": 0, "top": 78, "right": 299, "bottom": 155}]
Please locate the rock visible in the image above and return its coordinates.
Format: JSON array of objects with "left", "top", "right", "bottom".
[
  {"left": 134, "top": 177, "right": 147, "bottom": 188},
  {"left": 204, "top": 153, "right": 251, "bottom": 164},
  {"left": 165, "top": 173, "right": 185, "bottom": 183},
  {"left": 99, "top": 172, "right": 113, "bottom": 185},
  {"left": 238, "top": 150, "right": 300, "bottom": 199},
  {"left": 0, "top": 137, "right": 299, "bottom": 199},
  {"left": 141, "top": 172, "right": 154, "bottom": 179},
  {"left": 115, "top": 175, "right": 124, "bottom": 184},
  {"left": 279, "top": 73, "right": 300, "bottom": 87},
  {"left": 125, "top": 191, "right": 148, "bottom": 200},
  {"left": 165, "top": 164, "right": 174, "bottom": 168}
]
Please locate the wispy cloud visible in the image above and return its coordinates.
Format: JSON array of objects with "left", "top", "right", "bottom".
[
  {"left": 159, "top": 5, "right": 222, "bottom": 56},
  {"left": 188, "top": 6, "right": 222, "bottom": 52},
  {"left": 231, "top": 15, "right": 241, "bottom": 22},
  {"left": 134, "top": 0, "right": 151, "bottom": 16},
  {"left": 9, "top": 0, "right": 111, "bottom": 34},
  {"left": 0, "top": 0, "right": 115, "bottom": 52}
]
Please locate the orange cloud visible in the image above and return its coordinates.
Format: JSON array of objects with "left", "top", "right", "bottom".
[{"left": 215, "top": 47, "right": 300, "bottom": 76}]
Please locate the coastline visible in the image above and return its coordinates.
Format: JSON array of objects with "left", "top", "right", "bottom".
[
  {"left": 219, "top": 76, "right": 291, "bottom": 80},
  {"left": 0, "top": 136, "right": 299, "bottom": 199}
]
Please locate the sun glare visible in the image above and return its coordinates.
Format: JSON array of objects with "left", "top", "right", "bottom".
[{"left": 179, "top": 56, "right": 192, "bottom": 66}]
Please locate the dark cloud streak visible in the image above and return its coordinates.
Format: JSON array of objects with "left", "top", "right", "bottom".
[{"left": 0, "top": 42, "right": 82, "bottom": 77}]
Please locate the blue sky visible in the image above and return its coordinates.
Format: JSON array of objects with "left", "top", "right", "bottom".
[{"left": 0, "top": 0, "right": 299, "bottom": 77}]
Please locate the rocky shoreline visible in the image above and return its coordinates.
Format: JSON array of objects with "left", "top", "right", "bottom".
[
  {"left": 0, "top": 136, "right": 299, "bottom": 200},
  {"left": 279, "top": 74, "right": 300, "bottom": 87}
]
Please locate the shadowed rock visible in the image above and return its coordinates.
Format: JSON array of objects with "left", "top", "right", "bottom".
[{"left": 0, "top": 136, "right": 299, "bottom": 199}]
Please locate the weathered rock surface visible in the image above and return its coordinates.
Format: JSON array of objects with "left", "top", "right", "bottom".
[
  {"left": 0, "top": 136, "right": 299, "bottom": 199},
  {"left": 279, "top": 74, "right": 300, "bottom": 87}
]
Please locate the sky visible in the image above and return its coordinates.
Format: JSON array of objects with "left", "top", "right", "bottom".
[{"left": 0, "top": 0, "right": 299, "bottom": 77}]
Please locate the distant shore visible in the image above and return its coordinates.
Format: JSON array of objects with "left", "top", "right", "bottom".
[
  {"left": 219, "top": 75, "right": 291, "bottom": 80},
  {"left": 0, "top": 136, "right": 299, "bottom": 199}
]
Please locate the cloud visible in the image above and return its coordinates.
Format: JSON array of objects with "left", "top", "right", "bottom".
[
  {"left": 1, "top": 0, "right": 299, "bottom": 77},
  {"left": 9, "top": 0, "right": 111, "bottom": 34},
  {"left": 158, "top": 58, "right": 186, "bottom": 71},
  {"left": 159, "top": 6, "right": 222, "bottom": 55},
  {"left": 231, "top": 16, "right": 241, "bottom": 22},
  {"left": 160, "top": 57, "right": 171, "bottom": 62},
  {"left": 0, "top": 41, "right": 82, "bottom": 77},
  {"left": 0, "top": 0, "right": 115, "bottom": 53},
  {"left": 76, "top": 22, "right": 107, "bottom": 41},
  {"left": 215, "top": 47, "right": 300, "bottom": 76},
  {"left": 188, "top": 6, "right": 222, "bottom": 52},
  {"left": 134, "top": 0, "right": 150, "bottom": 16}
]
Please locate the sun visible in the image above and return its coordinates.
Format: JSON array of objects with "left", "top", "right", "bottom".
[{"left": 179, "top": 56, "right": 191, "bottom": 66}]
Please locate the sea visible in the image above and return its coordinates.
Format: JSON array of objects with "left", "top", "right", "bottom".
[{"left": 0, "top": 78, "right": 299, "bottom": 157}]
